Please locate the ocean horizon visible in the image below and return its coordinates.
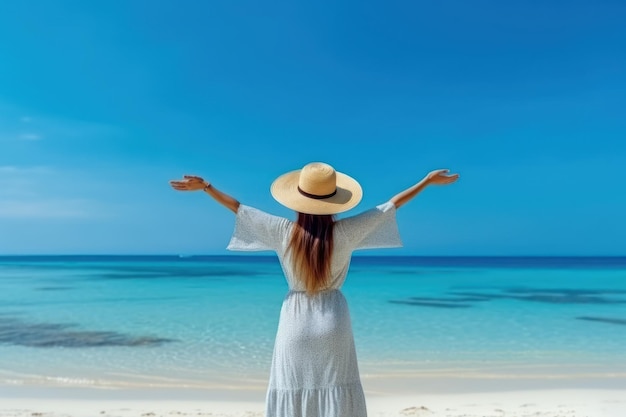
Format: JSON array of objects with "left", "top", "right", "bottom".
[{"left": 1, "top": 255, "right": 625, "bottom": 392}]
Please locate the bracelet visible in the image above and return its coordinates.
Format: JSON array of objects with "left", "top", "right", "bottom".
[{"left": 203, "top": 182, "right": 212, "bottom": 191}]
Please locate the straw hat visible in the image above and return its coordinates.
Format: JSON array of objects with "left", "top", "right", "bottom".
[{"left": 271, "top": 162, "right": 362, "bottom": 215}]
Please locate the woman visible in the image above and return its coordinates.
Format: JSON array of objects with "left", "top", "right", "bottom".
[{"left": 170, "top": 162, "right": 459, "bottom": 417}]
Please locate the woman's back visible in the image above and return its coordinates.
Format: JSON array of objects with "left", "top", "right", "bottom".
[{"left": 228, "top": 201, "right": 401, "bottom": 292}]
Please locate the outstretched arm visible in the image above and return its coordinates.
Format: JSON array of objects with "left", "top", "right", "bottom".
[
  {"left": 390, "top": 169, "right": 459, "bottom": 209},
  {"left": 169, "top": 175, "right": 240, "bottom": 214}
]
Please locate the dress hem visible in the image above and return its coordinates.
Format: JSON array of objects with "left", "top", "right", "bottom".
[{"left": 266, "top": 383, "right": 367, "bottom": 417}]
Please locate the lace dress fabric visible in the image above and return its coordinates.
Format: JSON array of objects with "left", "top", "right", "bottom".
[{"left": 227, "top": 202, "right": 402, "bottom": 417}]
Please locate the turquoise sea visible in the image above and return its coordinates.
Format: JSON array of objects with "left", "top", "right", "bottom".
[{"left": 1, "top": 256, "right": 625, "bottom": 391}]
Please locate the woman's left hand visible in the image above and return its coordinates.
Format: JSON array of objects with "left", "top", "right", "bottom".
[
  {"left": 426, "top": 169, "right": 460, "bottom": 186},
  {"left": 169, "top": 175, "right": 208, "bottom": 191}
]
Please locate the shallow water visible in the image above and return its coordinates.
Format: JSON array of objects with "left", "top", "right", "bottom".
[{"left": 1, "top": 256, "right": 625, "bottom": 388}]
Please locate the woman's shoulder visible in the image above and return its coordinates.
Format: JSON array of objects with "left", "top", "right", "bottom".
[
  {"left": 237, "top": 204, "right": 293, "bottom": 227},
  {"left": 334, "top": 201, "right": 401, "bottom": 249},
  {"left": 228, "top": 204, "right": 293, "bottom": 252},
  {"left": 336, "top": 201, "right": 396, "bottom": 224}
]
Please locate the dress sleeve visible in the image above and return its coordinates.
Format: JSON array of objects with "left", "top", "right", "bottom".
[
  {"left": 337, "top": 201, "right": 403, "bottom": 250},
  {"left": 227, "top": 205, "right": 290, "bottom": 252}
]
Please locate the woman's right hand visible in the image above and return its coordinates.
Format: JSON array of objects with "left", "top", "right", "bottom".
[{"left": 169, "top": 175, "right": 209, "bottom": 191}]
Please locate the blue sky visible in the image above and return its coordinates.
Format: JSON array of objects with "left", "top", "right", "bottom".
[{"left": 1, "top": 1, "right": 624, "bottom": 255}]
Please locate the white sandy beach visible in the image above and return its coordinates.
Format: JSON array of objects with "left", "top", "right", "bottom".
[{"left": 1, "top": 386, "right": 625, "bottom": 417}]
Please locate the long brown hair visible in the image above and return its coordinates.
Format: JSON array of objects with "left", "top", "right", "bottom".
[{"left": 288, "top": 213, "right": 335, "bottom": 294}]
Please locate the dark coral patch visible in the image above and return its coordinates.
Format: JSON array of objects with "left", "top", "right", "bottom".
[
  {"left": 388, "top": 293, "right": 494, "bottom": 308},
  {"left": 576, "top": 316, "right": 626, "bottom": 326},
  {"left": 0, "top": 317, "right": 176, "bottom": 348},
  {"left": 450, "top": 290, "right": 626, "bottom": 305}
]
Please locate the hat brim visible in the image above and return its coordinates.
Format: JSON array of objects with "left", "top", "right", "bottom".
[{"left": 271, "top": 169, "right": 363, "bottom": 215}]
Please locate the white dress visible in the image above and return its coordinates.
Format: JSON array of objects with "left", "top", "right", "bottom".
[{"left": 227, "top": 202, "right": 402, "bottom": 417}]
